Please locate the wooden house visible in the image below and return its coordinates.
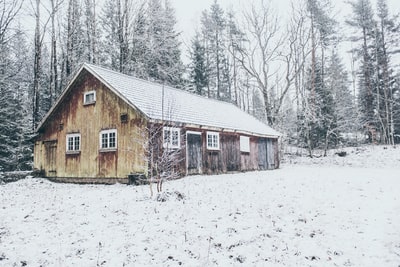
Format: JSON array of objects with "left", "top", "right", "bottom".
[{"left": 34, "top": 64, "right": 280, "bottom": 184}]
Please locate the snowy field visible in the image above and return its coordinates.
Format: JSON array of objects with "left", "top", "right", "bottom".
[{"left": 1, "top": 146, "right": 399, "bottom": 266}]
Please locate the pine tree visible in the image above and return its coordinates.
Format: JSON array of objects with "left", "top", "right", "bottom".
[
  {"left": 374, "top": 0, "right": 398, "bottom": 144},
  {"left": 129, "top": 2, "right": 149, "bottom": 79},
  {"left": 146, "top": 0, "right": 183, "bottom": 87},
  {"left": 326, "top": 50, "right": 357, "bottom": 147},
  {"left": 306, "top": 0, "right": 336, "bottom": 115},
  {"left": 347, "top": 0, "right": 377, "bottom": 143},
  {"left": 0, "top": 21, "right": 32, "bottom": 171},
  {"left": 297, "top": 0, "right": 337, "bottom": 155},
  {"left": 65, "top": 0, "right": 85, "bottom": 77},
  {"left": 84, "top": 0, "right": 99, "bottom": 64},
  {"left": 302, "top": 60, "right": 335, "bottom": 151},
  {"left": 189, "top": 33, "right": 209, "bottom": 96},
  {"left": 200, "top": 0, "right": 227, "bottom": 100},
  {"left": 226, "top": 10, "right": 245, "bottom": 104}
]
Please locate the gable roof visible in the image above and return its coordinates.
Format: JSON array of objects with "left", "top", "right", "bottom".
[{"left": 38, "top": 63, "right": 280, "bottom": 138}]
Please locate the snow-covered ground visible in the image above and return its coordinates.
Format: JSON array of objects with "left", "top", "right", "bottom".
[{"left": 1, "top": 145, "right": 399, "bottom": 266}]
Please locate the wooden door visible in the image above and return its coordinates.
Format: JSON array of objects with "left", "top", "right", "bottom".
[
  {"left": 223, "top": 135, "right": 239, "bottom": 171},
  {"left": 258, "top": 138, "right": 267, "bottom": 170},
  {"left": 187, "top": 132, "right": 202, "bottom": 174},
  {"left": 266, "top": 139, "right": 275, "bottom": 169},
  {"left": 258, "top": 138, "right": 275, "bottom": 170},
  {"left": 44, "top": 140, "right": 57, "bottom": 177}
]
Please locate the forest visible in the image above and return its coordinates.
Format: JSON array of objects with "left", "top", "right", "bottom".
[{"left": 1, "top": 0, "right": 399, "bottom": 172}]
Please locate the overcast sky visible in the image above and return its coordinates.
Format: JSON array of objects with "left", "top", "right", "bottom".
[{"left": 171, "top": 0, "right": 400, "bottom": 50}]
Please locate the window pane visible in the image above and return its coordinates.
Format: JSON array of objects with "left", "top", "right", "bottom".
[
  {"left": 68, "top": 137, "right": 74, "bottom": 151},
  {"left": 164, "top": 130, "right": 171, "bottom": 144},
  {"left": 109, "top": 132, "right": 116, "bottom": 148},
  {"left": 102, "top": 133, "right": 108, "bottom": 148},
  {"left": 85, "top": 93, "right": 94, "bottom": 103},
  {"left": 74, "top": 136, "right": 80, "bottom": 151},
  {"left": 207, "top": 135, "right": 212, "bottom": 147},
  {"left": 172, "top": 130, "right": 179, "bottom": 146}
]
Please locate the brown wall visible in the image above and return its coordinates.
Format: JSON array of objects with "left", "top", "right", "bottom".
[
  {"left": 183, "top": 129, "right": 278, "bottom": 175},
  {"left": 34, "top": 70, "right": 147, "bottom": 181}
]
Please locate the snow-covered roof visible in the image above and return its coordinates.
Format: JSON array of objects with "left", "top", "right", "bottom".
[{"left": 39, "top": 63, "right": 280, "bottom": 138}]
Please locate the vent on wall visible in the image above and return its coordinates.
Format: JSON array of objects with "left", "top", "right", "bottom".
[{"left": 120, "top": 113, "right": 128, "bottom": 123}]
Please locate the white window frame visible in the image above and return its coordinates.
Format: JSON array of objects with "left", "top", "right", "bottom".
[
  {"left": 66, "top": 133, "right": 81, "bottom": 153},
  {"left": 240, "top": 136, "right": 250, "bottom": 153},
  {"left": 99, "top": 129, "right": 117, "bottom": 151},
  {"left": 84, "top": 90, "right": 96, "bottom": 105},
  {"left": 163, "top": 127, "right": 181, "bottom": 149},
  {"left": 206, "top": 131, "right": 220, "bottom": 150}
]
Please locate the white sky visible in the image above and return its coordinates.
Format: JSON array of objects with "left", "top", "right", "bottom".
[{"left": 171, "top": 0, "right": 400, "bottom": 51}]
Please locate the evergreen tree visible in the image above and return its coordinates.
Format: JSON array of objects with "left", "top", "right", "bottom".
[
  {"left": 84, "top": 0, "right": 99, "bottom": 64},
  {"left": 226, "top": 10, "right": 245, "bottom": 104},
  {"left": 326, "top": 50, "right": 357, "bottom": 146},
  {"left": 347, "top": 0, "right": 377, "bottom": 143},
  {"left": 189, "top": 33, "right": 209, "bottom": 96},
  {"left": 200, "top": 0, "right": 228, "bottom": 99},
  {"left": 146, "top": 0, "right": 183, "bottom": 87},
  {"left": 100, "top": 0, "right": 120, "bottom": 70},
  {"left": 306, "top": 0, "right": 336, "bottom": 114},
  {"left": 13, "top": 29, "right": 34, "bottom": 170},
  {"left": 100, "top": 0, "right": 183, "bottom": 86},
  {"left": 65, "top": 0, "right": 85, "bottom": 77},
  {"left": 129, "top": 2, "right": 149, "bottom": 79},
  {"left": 0, "top": 24, "right": 32, "bottom": 171},
  {"left": 373, "top": 0, "right": 398, "bottom": 144},
  {"left": 302, "top": 60, "right": 335, "bottom": 151},
  {"left": 393, "top": 76, "right": 400, "bottom": 143}
]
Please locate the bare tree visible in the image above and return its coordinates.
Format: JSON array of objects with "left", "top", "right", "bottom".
[
  {"left": 0, "top": 0, "right": 23, "bottom": 45},
  {"left": 236, "top": 0, "right": 284, "bottom": 125},
  {"left": 49, "top": 0, "right": 63, "bottom": 106},
  {"left": 134, "top": 121, "right": 183, "bottom": 197},
  {"left": 32, "top": 0, "right": 44, "bottom": 129},
  {"left": 133, "top": 96, "right": 183, "bottom": 197}
]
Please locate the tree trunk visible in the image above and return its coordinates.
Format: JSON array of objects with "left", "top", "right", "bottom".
[{"left": 33, "top": 0, "right": 41, "bottom": 130}]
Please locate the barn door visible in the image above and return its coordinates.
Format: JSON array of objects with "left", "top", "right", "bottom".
[
  {"left": 223, "top": 135, "right": 239, "bottom": 171},
  {"left": 266, "top": 139, "right": 275, "bottom": 169},
  {"left": 44, "top": 140, "right": 57, "bottom": 177},
  {"left": 258, "top": 138, "right": 267, "bottom": 170},
  {"left": 186, "top": 132, "right": 202, "bottom": 174},
  {"left": 258, "top": 138, "right": 275, "bottom": 170}
]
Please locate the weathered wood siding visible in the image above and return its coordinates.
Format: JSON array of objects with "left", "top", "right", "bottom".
[
  {"left": 240, "top": 137, "right": 259, "bottom": 171},
  {"left": 182, "top": 129, "right": 279, "bottom": 175},
  {"left": 257, "top": 137, "right": 279, "bottom": 170},
  {"left": 34, "top": 70, "right": 147, "bottom": 181}
]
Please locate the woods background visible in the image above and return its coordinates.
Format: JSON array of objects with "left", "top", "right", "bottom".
[{"left": 1, "top": 0, "right": 399, "bottom": 172}]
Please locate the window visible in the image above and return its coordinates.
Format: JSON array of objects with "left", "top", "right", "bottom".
[
  {"left": 66, "top": 133, "right": 81, "bottom": 153},
  {"left": 163, "top": 127, "right": 180, "bottom": 149},
  {"left": 207, "top": 131, "right": 219, "bottom": 150},
  {"left": 99, "top": 129, "right": 117, "bottom": 150},
  {"left": 240, "top": 136, "right": 250, "bottom": 153},
  {"left": 84, "top": 91, "right": 96, "bottom": 105},
  {"left": 120, "top": 113, "right": 128, "bottom": 123}
]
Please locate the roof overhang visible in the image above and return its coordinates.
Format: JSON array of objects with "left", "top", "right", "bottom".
[{"left": 148, "top": 119, "right": 280, "bottom": 139}]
